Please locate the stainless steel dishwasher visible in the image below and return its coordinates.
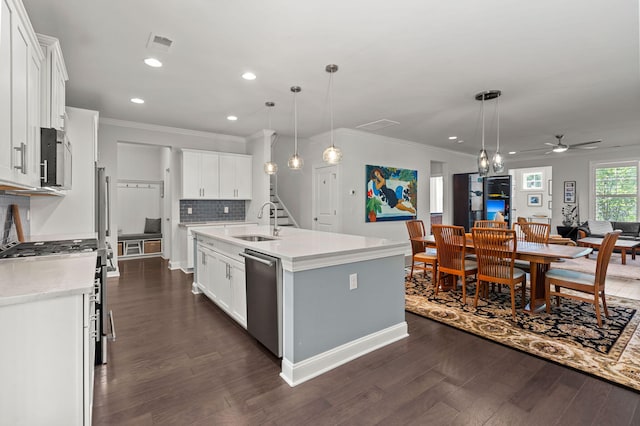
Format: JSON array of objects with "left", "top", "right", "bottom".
[{"left": 240, "top": 249, "right": 282, "bottom": 357}]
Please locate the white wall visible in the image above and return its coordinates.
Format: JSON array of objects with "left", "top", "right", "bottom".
[
  {"left": 245, "top": 129, "right": 273, "bottom": 225},
  {"left": 98, "top": 119, "right": 247, "bottom": 268},
  {"left": 274, "top": 128, "right": 477, "bottom": 242},
  {"left": 30, "top": 107, "right": 98, "bottom": 238},
  {"left": 506, "top": 145, "right": 640, "bottom": 229},
  {"left": 509, "top": 165, "right": 552, "bottom": 221},
  {"left": 117, "top": 142, "right": 165, "bottom": 181}
]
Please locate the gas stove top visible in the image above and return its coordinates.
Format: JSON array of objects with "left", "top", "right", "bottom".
[{"left": 0, "top": 239, "right": 98, "bottom": 259}]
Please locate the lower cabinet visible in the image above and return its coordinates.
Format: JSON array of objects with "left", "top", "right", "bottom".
[
  {"left": 196, "top": 243, "right": 246, "bottom": 328},
  {"left": 0, "top": 293, "right": 95, "bottom": 425}
]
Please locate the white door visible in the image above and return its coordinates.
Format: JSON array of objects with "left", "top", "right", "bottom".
[{"left": 313, "top": 165, "right": 338, "bottom": 232}]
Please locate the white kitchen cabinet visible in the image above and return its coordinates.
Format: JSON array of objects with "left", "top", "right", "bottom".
[
  {"left": 0, "top": 293, "right": 96, "bottom": 425},
  {"left": 0, "top": 0, "right": 43, "bottom": 188},
  {"left": 181, "top": 149, "right": 220, "bottom": 199},
  {"left": 219, "top": 153, "right": 252, "bottom": 199},
  {"left": 194, "top": 236, "right": 247, "bottom": 329},
  {"left": 37, "top": 34, "right": 68, "bottom": 130}
]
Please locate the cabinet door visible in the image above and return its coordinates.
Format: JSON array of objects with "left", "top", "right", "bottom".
[
  {"left": 0, "top": 0, "right": 13, "bottom": 179},
  {"left": 235, "top": 155, "right": 252, "bottom": 199},
  {"left": 182, "top": 151, "right": 202, "bottom": 199},
  {"left": 229, "top": 258, "right": 247, "bottom": 328},
  {"left": 200, "top": 152, "right": 220, "bottom": 199},
  {"left": 210, "top": 255, "right": 231, "bottom": 311},
  {"left": 218, "top": 155, "right": 236, "bottom": 198},
  {"left": 53, "top": 55, "right": 66, "bottom": 129},
  {"left": 11, "top": 13, "right": 29, "bottom": 183},
  {"left": 195, "top": 247, "right": 209, "bottom": 293},
  {"left": 26, "top": 47, "right": 41, "bottom": 186}
]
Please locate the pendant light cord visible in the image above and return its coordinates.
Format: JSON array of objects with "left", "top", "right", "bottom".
[
  {"left": 496, "top": 97, "right": 500, "bottom": 151},
  {"left": 329, "top": 71, "right": 334, "bottom": 148},
  {"left": 294, "top": 92, "right": 298, "bottom": 156},
  {"left": 481, "top": 94, "right": 485, "bottom": 150}
]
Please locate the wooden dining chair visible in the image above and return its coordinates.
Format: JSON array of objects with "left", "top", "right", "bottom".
[
  {"left": 432, "top": 224, "right": 477, "bottom": 303},
  {"left": 471, "top": 228, "right": 526, "bottom": 320},
  {"left": 405, "top": 220, "right": 438, "bottom": 286},
  {"left": 474, "top": 220, "right": 508, "bottom": 229},
  {"left": 545, "top": 231, "right": 621, "bottom": 327},
  {"left": 513, "top": 221, "right": 551, "bottom": 243}
]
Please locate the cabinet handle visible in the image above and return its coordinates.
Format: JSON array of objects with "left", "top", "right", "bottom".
[
  {"left": 41, "top": 160, "right": 48, "bottom": 182},
  {"left": 13, "top": 143, "right": 26, "bottom": 174}
]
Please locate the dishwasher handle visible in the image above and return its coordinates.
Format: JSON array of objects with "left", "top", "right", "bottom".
[{"left": 240, "top": 251, "right": 275, "bottom": 267}]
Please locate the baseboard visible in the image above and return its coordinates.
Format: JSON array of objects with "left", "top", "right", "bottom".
[
  {"left": 168, "top": 260, "right": 182, "bottom": 270},
  {"left": 279, "top": 321, "right": 408, "bottom": 387},
  {"left": 107, "top": 269, "right": 120, "bottom": 278}
]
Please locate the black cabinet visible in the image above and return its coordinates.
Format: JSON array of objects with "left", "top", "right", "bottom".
[
  {"left": 556, "top": 226, "right": 579, "bottom": 241},
  {"left": 453, "top": 173, "right": 483, "bottom": 232},
  {"left": 483, "top": 175, "right": 512, "bottom": 228}
]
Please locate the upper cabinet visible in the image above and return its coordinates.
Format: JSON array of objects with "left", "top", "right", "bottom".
[
  {"left": 219, "top": 154, "right": 252, "bottom": 199},
  {"left": 181, "top": 149, "right": 252, "bottom": 200},
  {"left": 182, "top": 150, "right": 220, "bottom": 199},
  {"left": 0, "top": 0, "right": 44, "bottom": 188},
  {"left": 37, "top": 34, "right": 68, "bottom": 130}
]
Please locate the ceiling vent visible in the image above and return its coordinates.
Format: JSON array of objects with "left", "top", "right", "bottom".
[
  {"left": 356, "top": 119, "right": 400, "bottom": 132},
  {"left": 146, "top": 33, "right": 174, "bottom": 52}
]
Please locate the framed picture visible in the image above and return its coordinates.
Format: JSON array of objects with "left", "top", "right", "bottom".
[
  {"left": 366, "top": 164, "right": 417, "bottom": 222},
  {"left": 564, "top": 181, "right": 576, "bottom": 203},
  {"left": 527, "top": 193, "right": 543, "bottom": 207},
  {"left": 548, "top": 179, "right": 552, "bottom": 195}
]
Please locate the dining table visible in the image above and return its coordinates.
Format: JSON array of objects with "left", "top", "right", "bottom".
[{"left": 411, "top": 234, "right": 593, "bottom": 313}]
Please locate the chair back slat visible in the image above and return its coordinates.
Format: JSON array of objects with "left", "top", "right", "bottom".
[
  {"left": 405, "top": 220, "right": 426, "bottom": 255},
  {"left": 512, "top": 222, "right": 550, "bottom": 243},
  {"left": 472, "top": 228, "right": 517, "bottom": 282},
  {"left": 432, "top": 224, "right": 467, "bottom": 271},
  {"left": 474, "top": 220, "right": 508, "bottom": 229},
  {"left": 594, "top": 231, "right": 621, "bottom": 287}
]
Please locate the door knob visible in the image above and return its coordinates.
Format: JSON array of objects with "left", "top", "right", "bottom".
[{"left": 314, "top": 217, "right": 318, "bottom": 221}]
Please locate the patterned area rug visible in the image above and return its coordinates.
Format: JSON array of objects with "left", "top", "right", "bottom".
[{"left": 405, "top": 273, "right": 640, "bottom": 391}]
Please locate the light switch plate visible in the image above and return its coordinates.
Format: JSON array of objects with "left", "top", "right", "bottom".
[
  {"left": 224, "top": 206, "right": 229, "bottom": 214},
  {"left": 187, "top": 207, "right": 192, "bottom": 214},
  {"left": 349, "top": 273, "right": 358, "bottom": 290}
]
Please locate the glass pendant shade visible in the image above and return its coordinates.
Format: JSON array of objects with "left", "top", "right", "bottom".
[
  {"left": 478, "top": 149, "right": 490, "bottom": 176},
  {"left": 264, "top": 161, "right": 278, "bottom": 174},
  {"left": 491, "top": 151, "right": 504, "bottom": 173},
  {"left": 288, "top": 154, "right": 303, "bottom": 170},
  {"left": 322, "top": 146, "right": 342, "bottom": 164}
]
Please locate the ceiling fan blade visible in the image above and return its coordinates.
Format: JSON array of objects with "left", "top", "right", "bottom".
[
  {"left": 544, "top": 142, "right": 556, "bottom": 147},
  {"left": 569, "top": 140, "right": 602, "bottom": 148},
  {"left": 544, "top": 150, "right": 553, "bottom": 155}
]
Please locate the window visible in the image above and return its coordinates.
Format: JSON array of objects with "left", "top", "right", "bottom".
[
  {"left": 430, "top": 176, "right": 443, "bottom": 213},
  {"left": 593, "top": 162, "right": 638, "bottom": 221},
  {"left": 523, "top": 172, "right": 543, "bottom": 190}
]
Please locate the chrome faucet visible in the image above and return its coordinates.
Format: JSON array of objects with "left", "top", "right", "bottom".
[{"left": 258, "top": 201, "right": 280, "bottom": 236}]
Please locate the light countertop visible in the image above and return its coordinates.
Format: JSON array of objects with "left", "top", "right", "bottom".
[
  {"left": 192, "top": 225, "right": 407, "bottom": 271},
  {"left": 0, "top": 252, "right": 97, "bottom": 307}
]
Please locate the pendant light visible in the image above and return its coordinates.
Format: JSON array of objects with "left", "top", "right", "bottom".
[
  {"left": 491, "top": 96, "right": 505, "bottom": 173},
  {"left": 322, "top": 64, "right": 342, "bottom": 164},
  {"left": 263, "top": 101, "right": 278, "bottom": 175},
  {"left": 288, "top": 86, "right": 304, "bottom": 170},
  {"left": 475, "top": 90, "right": 501, "bottom": 177}
]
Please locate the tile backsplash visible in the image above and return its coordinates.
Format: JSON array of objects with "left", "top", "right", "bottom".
[
  {"left": 0, "top": 194, "right": 30, "bottom": 244},
  {"left": 179, "top": 200, "right": 245, "bottom": 223}
]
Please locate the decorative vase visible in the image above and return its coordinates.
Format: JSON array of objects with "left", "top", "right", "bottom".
[{"left": 562, "top": 219, "right": 573, "bottom": 226}]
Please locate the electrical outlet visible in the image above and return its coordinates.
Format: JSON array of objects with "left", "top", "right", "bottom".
[
  {"left": 187, "top": 207, "right": 192, "bottom": 215},
  {"left": 349, "top": 273, "right": 358, "bottom": 290},
  {"left": 224, "top": 206, "right": 229, "bottom": 214}
]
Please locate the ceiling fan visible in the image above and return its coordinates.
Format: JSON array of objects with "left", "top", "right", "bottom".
[{"left": 544, "top": 134, "right": 601, "bottom": 154}]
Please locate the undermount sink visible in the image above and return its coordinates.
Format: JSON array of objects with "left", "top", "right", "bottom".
[{"left": 233, "top": 234, "right": 278, "bottom": 242}]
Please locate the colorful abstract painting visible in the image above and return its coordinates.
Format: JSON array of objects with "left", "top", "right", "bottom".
[{"left": 366, "top": 164, "right": 417, "bottom": 222}]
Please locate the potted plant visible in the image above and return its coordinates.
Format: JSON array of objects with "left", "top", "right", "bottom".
[{"left": 366, "top": 196, "right": 382, "bottom": 222}]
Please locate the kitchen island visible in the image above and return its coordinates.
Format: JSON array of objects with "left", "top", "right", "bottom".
[{"left": 191, "top": 225, "right": 408, "bottom": 386}]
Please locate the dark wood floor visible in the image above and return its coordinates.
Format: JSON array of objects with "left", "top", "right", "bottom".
[{"left": 93, "top": 257, "right": 640, "bottom": 425}]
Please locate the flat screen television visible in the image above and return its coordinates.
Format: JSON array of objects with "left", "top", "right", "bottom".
[{"left": 486, "top": 199, "right": 506, "bottom": 221}]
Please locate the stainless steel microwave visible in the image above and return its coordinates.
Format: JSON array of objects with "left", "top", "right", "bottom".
[{"left": 40, "top": 128, "right": 72, "bottom": 189}]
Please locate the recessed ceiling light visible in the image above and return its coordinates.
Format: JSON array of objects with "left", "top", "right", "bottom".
[
  {"left": 227, "top": 115, "right": 238, "bottom": 121},
  {"left": 130, "top": 98, "right": 145, "bottom": 104},
  {"left": 508, "top": 151, "right": 517, "bottom": 155},
  {"left": 448, "top": 136, "right": 457, "bottom": 140},
  {"left": 144, "top": 58, "right": 163, "bottom": 68},
  {"left": 242, "top": 72, "right": 256, "bottom": 81}
]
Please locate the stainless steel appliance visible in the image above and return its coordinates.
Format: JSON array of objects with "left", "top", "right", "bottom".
[
  {"left": 95, "top": 166, "right": 115, "bottom": 364},
  {"left": 40, "top": 127, "right": 72, "bottom": 189},
  {"left": 240, "top": 249, "right": 282, "bottom": 357}
]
